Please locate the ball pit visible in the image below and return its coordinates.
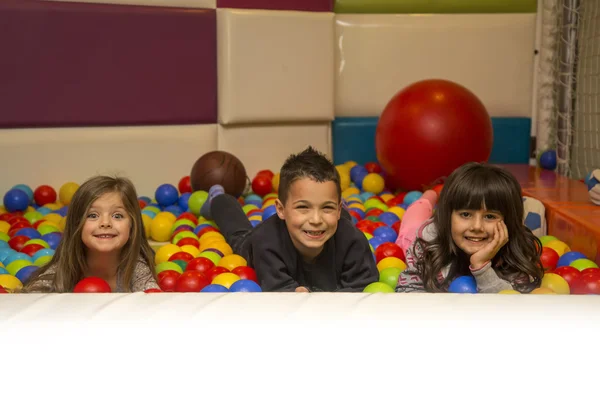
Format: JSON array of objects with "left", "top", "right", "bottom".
[{"left": 1, "top": 161, "right": 599, "bottom": 295}]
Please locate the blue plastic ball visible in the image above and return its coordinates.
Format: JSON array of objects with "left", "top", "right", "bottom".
[
  {"left": 448, "top": 276, "right": 477, "bottom": 294},
  {"left": 368, "top": 236, "right": 385, "bottom": 251},
  {"left": 138, "top": 196, "right": 152, "bottom": 204},
  {"left": 163, "top": 204, "right": 183, "bottom": 217},
  {"left": 32, "top": 248, "right": 55, "bottom": 262},
  {"left": 0, "top": 241, "right": 8, "bottom": 249},
  {"left": 539, "top": 150, "right": 557, "bottom": 170},
  {"left": 154, "top": 184, "right": 179, "bottom": 207},
  {"left": 229, "top": 279, "right": 262, "bottom": 293},
  {"left": 15, "top": 265, "right": 39, "bottom": 284},
  {"left": 177, "top": 192, "right": 191, "bottom": 211},
  {"left": 56, "top": 206, "right": 69, "bottom": 217},
  {"left": 12, "top": 184, "right": 34, "bottom": 204},
  {"left": 348, "top": 207, "right": 365, "bottom": 219},
  {"left": 378, "top": 211, "right": 400, "bottom": 227},
  {"left": 0, "top": 267, "right": 9, "bottom": 275},
  {"left": 0, "top": 249, "right": 16, "bottom": 264},
  {"left": 141, "top": 209, "right": 157, "bottom": 219},
  {"left": 557, "top": 251, "right": 587, "bottom": 267},
  {"left": 403, "top": 191, "right": 423, "bottom": 206},
  {"left": 373, "top": 226, "right": 398, "bottom": 243},
  {"left": 14, "top": 227, "right": 41, "bottom": 240},
  {"left": 4, "top": 252, "right": 33, "bottom": 266},
  {"left": 350, "top": 165, "right": 368, "bottom": 184},
  {"left": 262, "top": 205, "right": 277, "bottom": 220},
  {"left": 201, "top": 284, "right": 229, "bottom": 293},
  {"left": 36, "top": 206, "right": 52, "bottom": 216},
  {"left": 41, "top": 232, "right": 62, "bottom": 250},
  {"left": 250, "top": 219, "right": 261, "bottom": 227},
  {"left": 3, "top": 189, "right": 30, "bottom": 213}
]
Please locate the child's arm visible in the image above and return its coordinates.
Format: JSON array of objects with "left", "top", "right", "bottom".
[
  {"left": 336, "top": 235, "right": 379, "bottom": 292},
  {"left": 395, "top": 243, "right": 426, "bottom": 293},
  {"left": 470, "top": 263, "right": 514, "bottom": 293},
  {"left": 131, "top": 260, "right": 160, "bottom": 292},
  {"left": 396, "top": 190, "right": 438, "bottom": 253},
  {"left": 254, "top": 248, "right": 302, "bottom": 292}
]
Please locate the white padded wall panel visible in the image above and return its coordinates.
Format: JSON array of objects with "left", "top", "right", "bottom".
[
  {"left": 335, "top": 14, "right": 536, "bottom": 118},
  {"left": 217, "top": 123, "right": 331, "bottom": 177},
  {"left": 44, "top": 0, "right": 216, "bottom": 8},
  {"left": 0, "top": 125, "right": 217, "bottom": 199},
  {"left": 218, "top": 9, "right": 335, "bottom": 124}
]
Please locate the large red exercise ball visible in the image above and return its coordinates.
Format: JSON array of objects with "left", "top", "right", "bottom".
[{"left": 375, "top": 79, "right": 493, "bottom": 191}]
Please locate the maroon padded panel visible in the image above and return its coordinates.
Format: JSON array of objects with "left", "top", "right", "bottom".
[
  {"left": 0, "top": 1, "right": 217, "bottom": 127},
  {"left": 217, "top": 0, "right": 333, "bottom": 12}
]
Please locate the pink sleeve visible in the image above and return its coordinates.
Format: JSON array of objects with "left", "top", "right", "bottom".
[{"left": 395, "top": 199, "right": 434, "bottom": 253}]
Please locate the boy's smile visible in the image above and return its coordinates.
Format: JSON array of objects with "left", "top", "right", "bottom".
[{"left": 275, "top": 177, "right": 341, "bottom": 261}]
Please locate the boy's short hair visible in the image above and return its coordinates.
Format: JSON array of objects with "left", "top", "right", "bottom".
[{"left": 278, "top": 146, "right": 341, "bottom": 204}]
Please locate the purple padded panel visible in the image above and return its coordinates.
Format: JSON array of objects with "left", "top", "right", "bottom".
[
  {"left": 0, "top": 1, "right": 217, "bottom": 127},
  {"left": 217, "top": 0, "right": 333, "bottom": 12}
]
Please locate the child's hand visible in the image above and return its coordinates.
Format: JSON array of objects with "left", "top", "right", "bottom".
[
  {"left": 295, "top": 286, "right": 309, "bottom": 293},
  {"left": 470, "top": 221, "right": 509, "bottom": 270}
]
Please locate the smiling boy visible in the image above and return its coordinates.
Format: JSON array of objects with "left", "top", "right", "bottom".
[{"left": 201, "top": 146, "right": 379, "bottom": 292}]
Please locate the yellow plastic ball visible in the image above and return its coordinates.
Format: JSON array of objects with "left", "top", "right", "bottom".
[
  {"left": 272, "top": 173, "right": 280, "bottom": 193},
  {"left": 154, "top": 211, "right": 177, "bottom": 224},
  {"left": 339, "top": 172, "right": 351, "bottom": 192},
  {"left": 0, "top": 221, "right": 10, "bottom": 234},
  {"left": 380, "top": 193, "right": 394, "bottom": 202},
  {"left": 181, "top": 245, "right": 201, "bottom": 258},
  {"left": 361, "top": 173, "right": 385, "bottom": 194},
  {"left": 150, "top": 216, "right": 174, "bottom": 242},
  {"left": 342, "top": 187, "right": 360, "bottom": 199},
  {"left": 541, "top": 273, "right": 570, "bottom": 294},
  {"left": 543, "top": 240, "right": 571, "bottom": 257},
  {"left": 59, "top": 182, "right": 80, "bottom": 205},
  {"left": 211, "top": 272, "right": 240, "bottom": 289},
  {"left": 498, "top": 289, "right": 521, "bottom": 294},
  {"left": 218, "top": 254, "right": 248, "bottom": 271},
  {"left": 203, "top": 240, "right": 233, "bottom": 257},
  {"left": 344, "top": 161, "right": 358, "bottom": 169},
  {"left": 530, "top": 287, "right": 557, "bottom": 295},
  {"left": 387, "top": 206, "right": 406, "bottom": 220},
  {"left": 0, "top": 275, "right": 23, "bottom": 292},
  {"left": 199, "top": 231, "right": 225, "bottom": 244},
  {"left": 377, "top": 257, "right": 407, "bottom": 273},
  {"left": 154, "top": 244, "right": 181, "bottom": 265},
  {"left": 141, "top": 214, "right": 152, "bottom": 238}
]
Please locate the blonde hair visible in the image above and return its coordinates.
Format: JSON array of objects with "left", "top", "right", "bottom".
[{"left": 23, "top": 176, "right": 155, "bottom": 293}]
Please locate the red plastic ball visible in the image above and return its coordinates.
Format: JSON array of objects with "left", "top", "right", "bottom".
[
  {"left": 157, "top": 270, "right": 181, "bottom": 292},
  {"left": 34, "top": 185, "right": 57, "bottom": 206},
  {"left": 205, "top": 266, "right": 230, "bottom": 282},
  {"left": 168, "top": 251, "right": 194, "bottom": 263},
  {"left": 252, "top": 174, "right": 273, "bottom": 197},
  {"left": 376, "top": 79, "right": 493, "bottom": 191},
  {"left": 73, "top": 277, "right": 112, "bottom": 293},
  {"left": 178, "top": 176, "right": 192, "bottom": 194},
  {"left": 554, "top": 266, "right": 582, "bottom": 289},
  {"left": 20, "top": 244, "right": 46, "bottom": 257},
  {"left": 176, "top": 237, "right": 200, "bottom": 249},
  {"left": 571, "top": 273, "right": 600, "bottom": 295},
  {"left": 539, "top": 247, "right": 560, "bottom": 272},
  {"left": 256, "top": 170, "right": 275, "bottom": 180},
  {"left": 391, "top": 220, "right": 401, "bottom": 233},
  {"left": 175, "top": 270, "right": 210, "bottom": 292},
  {"left": 176, "top": 212, "right": 198, "bottom": 225},
  {"left": 374, "top": 242, "right": 405, "bottom": 263},
  {"left": 185, "top": 257, "right": 215, "bottom": 273},
  {"left": 8, "top": 235, "right": 30, "bottom": 252},
  {"left": 364, "top": 162, "right": 382, "bottom": 174},
  {"left": 232, "top": 266, "right": 258, "bottom": 283}
]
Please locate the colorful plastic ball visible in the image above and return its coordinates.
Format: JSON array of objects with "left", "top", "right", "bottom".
[
  {"left": 33, "top": 185, "right": 57, "bottom": 206},
  {"left": 403, "top": 191, "right": 423, "bottom": 206},
  {"left": 0, "top": 275, "right": 23, "bottom": 291},
  {"left": 540, "top": 273, "right": 570, "bottom": 295},
  {"left": 251, "top": 174, "right": 273, "bottom": 197},
  {"left": 14, "top": 227, "right": 41, "bottom": 240},
  {"left": 218, "top": 254, "right": 247, "bottom": 271},
  {"left": 73, "top": 277, "right": 111, "bottom": 293},
  {"left": 6, "top": 259, "right": 32, "bottom": 275},
  {"left": 163, "top": 205, "right": 183, "bottom": 217},
  {"left": 539, "top": 247, "right": 560, "bottom": 272},
  {"left": 58, "top": 182, "right": 79, "bottom": 205},
  {"left": 373, "top": 226, "right": 398, "bottom": 243},
  {"left": 448, "top": 276, "right": 477, "bottom": 293},
  {"left": 571, "top": 273, "right": 600, "bottom": 295},
  {"left": 379, "top": 267, "right": 402, "bottom": 289},
  {"left": 361, "top": 173, "right": 385, "bottom": 194},
  {"left": 178, "top": 192, "right": 191, "bottom": 211},
  {"left": 187, "top": 191, "right": 208, "bottom": 216},
  {"left": 211, "top": 272, "right": 240, "bottom": 289},
  {"left": 543, "top": 240, "right": 571, "bottom": 256},
  {"left": 363, "top": 282, "right": 395, "bottom": 293},
  {"left": 376, "top": 256, "right": 407, "bottom": 273},
  {"left": 557, "top": 251, "right": 587, "bottom": 267},
  {"left": 3, "top": 189, "right": 29, "bottom": 213},
  {"left": 178, "top": 176, "right": 192, "bottom": 194},
  {"left": 154, "top": 244, "right": 182, "bottom": 265},
  {"left": 250, "top": 220, "right": 261, "bottom": 227},
  {"left": 377, "top": 212, "right": 400, "bottom": 227},
  {"left": 15, "top": 265, "right": 39, "bottom": 284},
  {"left": 4, "top": 252, "right": 32, "bottom": 266},
  {"left": 175, "top": 270, "right": 210, "bottom": 292},
  {"left": 539, "top": 235, "right": 559, "bottom": 246},
  {"left": 201, "top": 284, "right": 229, "bottom": 293},
  {"left": 229, "top": 279, "right": 262, "bottom": 292},
  {"left": 374, "top": 242, "right": 405, "bottom": 263},
  {"left": 232, "top": 266, "right": 258, "bottom": 283},
  {"left": 12, "top": 184, "right": 33, "bottom": 204},
  {"left": 585, "top": 170, "right": 600, "bottom": 191},
  {"left": 368, "top": 236, "right": 385, "bottom": 251},
  {"left": 155, "top": 184, "right": 179, "bottom": 207},
  {"left": 570, "top": 258, "right": 599, "bottom": 272},
  {"left": 41, "top": 232, "right": 62, "bottom": 250},
  {"left": 350, "top": 165, "right": 368, "bottom": 185},
  {"left": 539, "top": 150, "right": 557, "bottom": 170}
]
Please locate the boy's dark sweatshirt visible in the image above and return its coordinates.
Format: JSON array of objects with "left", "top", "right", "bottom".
[{"left": 239, "top": 215, "right": 379, "bottom": 292}]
